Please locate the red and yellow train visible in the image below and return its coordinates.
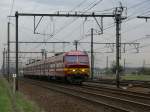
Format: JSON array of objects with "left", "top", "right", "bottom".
[{"left": 23, "top": 50, "right": 90, "bottom": 83}]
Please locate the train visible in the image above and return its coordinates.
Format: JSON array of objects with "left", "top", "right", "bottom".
[{"left": 23, "top": 50, "right": 90, "bottom": 83}]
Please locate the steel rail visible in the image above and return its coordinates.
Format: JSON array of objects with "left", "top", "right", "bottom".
[
  {"left": 81, "top": 85, "right": 150, "bottom": 105},
  {"left": 86, "top": 79, "right": 150, "bottom": 89},
  {"left": 20, "top": 78, "right": 150, "bottom": 112},
  {"left": 84, "top": 82, "right": 150, "bottom": 97},
  {"left": 20, "top": 78, "right": 130, "bottom": 112},
  {"left": 44, "top": 83, "right": 150, "bottom": 112}
]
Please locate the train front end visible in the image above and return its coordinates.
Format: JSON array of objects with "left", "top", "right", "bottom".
[{"left": 64, "top": 51, "right": 90, "bottom": 83}]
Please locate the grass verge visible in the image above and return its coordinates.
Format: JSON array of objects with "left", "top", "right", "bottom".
[
  {"left": 122, "top": 75, "right": 150, "bottom": 81},
  {"left": 0, "top": 78, "right": 13, "bottom": 112},
  {"left": 0, "top": 78, "right": 41, "bottom": 112}
]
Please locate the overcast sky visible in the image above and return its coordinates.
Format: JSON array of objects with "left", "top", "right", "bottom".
[{"left": 0, "top": 0, "right": 150, "bottom": 68}]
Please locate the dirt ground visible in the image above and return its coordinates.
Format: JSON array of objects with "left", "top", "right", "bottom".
[
  {"left": 18, "top": 79, "right": 150, "bottom": 112},
  {"left": 18, "top": 81, "right": 110, "bottom": 112},
  {"left": 127, "top": 86, "right": 150, "bottom": 94}
]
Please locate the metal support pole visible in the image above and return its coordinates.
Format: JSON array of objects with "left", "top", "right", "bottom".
[
  {"left": 91, "top": 28, "right": 94, "bottom": 80},
  {"left": 13, "top": 74, "right": 16, "bottom": 94},
  {"left": 75, "top": 42, "right": 77, "bottom": 51},
  {"left": 3, "top": 48, "right": 5, "bottom": 76},
  {"left": 45, "top": 51, "right": 47, "bottom": 59},
  {"left": 106, "top": 56, "right": 108, "bottom": 70},
  {"left": 115, "top": 14, "right": 121, "bottom": 88},
  {"left": 74, "top": 40, "right": 78, "bottom": 51},
  {"left": 124, "top": 58, "right": 126, "bottom": 71},
  {"left": 7, "top": 22, "right": 10, "bottom": 81},
  {"left": 15, "top": 11, "right": 19, "bottom": 91},
  {"left": 143, "top": 59, "right": 145, "bottom": 69}
]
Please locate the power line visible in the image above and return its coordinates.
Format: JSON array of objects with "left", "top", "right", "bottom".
[
  {"left": 53, "top": 0, "right": 103, "bottom": 38},
  {"left": 77, "top": 1, "right": 150, "bottom": 43},
  {"left": 9, "top": 0, "right": 15, "bottom": 21},
  {"left": 19, "top": 0, "right": 102, "bottom": 52},
  {"left": 29, "top": 0, "right": 104, "bottom": 50},
  {"left": 128, "top": 0, "right": 150, "bottom": 10},
  {"left": 79, "top": 2, "right": 150, "bottom": 46},
  {"left": 71, "top": 0, "right": 88, "bottom": 11}
]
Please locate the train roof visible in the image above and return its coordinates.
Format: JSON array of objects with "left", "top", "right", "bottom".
[
  {"left": 65, "top": 50, "right": 88, "bottom": 56},
  {"left": 24, "top": 50, "right": 88, "bottom": 68}
]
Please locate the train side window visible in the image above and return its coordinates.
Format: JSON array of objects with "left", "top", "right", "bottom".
[
  {"left": 58, "top": 63, "right": 60, "bottom": 68},
  {"left": 44, "top": 64, "right": 46, "bottom": 69},
  {"left": 56, "top": 63, "right": 58, "bottom": 68},
  {"left": 43, "top": 64, "right": 44, "bottom": 69},
  {"left": 47, "top": 63, "right": 48, "bottom": 69},
  {"left": 61, "top": 63, "right": 63, "bottom": 67},
  {"left": 51, "top": 63, "right": 52, "bottom": 68},
  {"left": 49, "top": 63, "right": 51, "bottom": 69},
  {"left": 47, "top": 63, "right": 49, "bottom": 69},
  {"left": 46, "top": 63, "right": 48, "bottom": 69},
  {"left": 52, "top": 63, "right": 54, "bottom": 68},
  {"left": 50, "top": 63, "right": 52, "bottom": 68},
  {"left": 45, "top": 64, "right": 47, "bottom": 69},
  {"left": 55, "top": 63, "right": 57, "bottom": 68}
]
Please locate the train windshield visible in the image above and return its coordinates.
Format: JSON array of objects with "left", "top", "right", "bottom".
[
  {"left": 65, "top": 56, "right": 77, "bottom": 63},
  {"left": 78, "top": 56, "right": 89, "bottom": 64},
  {"left": 65, "top": 55, "right": 89, "bottom": 64}
]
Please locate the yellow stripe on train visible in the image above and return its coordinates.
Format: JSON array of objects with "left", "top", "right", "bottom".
[{"left": 64, "top": 68, "right": 89, "bottom": 74}]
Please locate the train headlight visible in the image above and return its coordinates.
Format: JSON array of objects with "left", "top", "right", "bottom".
[
  {"left": 72, "top": 69, "right": 76, "bottom": 72},
  {"left": 82, "top": 69, "right": 85, "bottom": 72}
]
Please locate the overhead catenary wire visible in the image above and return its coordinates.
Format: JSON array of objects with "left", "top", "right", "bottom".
[
  {"left": 48, "top": 0, "right": 150, "bottom": 53},
  {"left": 10, "top": 0, "right": 115, "bottom": 55},
  {"left": 9, "top": 0, "right": 150, "bottom": 66},
  {"left": 36, "top": 0, "right": 150, "bottom": 55},
  {"left": 77, "top": 1, "right": 150, "bottom": 43},
  {"left": 28, "top": 0, "right": 104, "bottom": 51},
  {"left": 17, "top": 0, "right": 98, "bottom": 59},
  {"left": 9, "top": 0, "right": 15, "bottom": 21}
]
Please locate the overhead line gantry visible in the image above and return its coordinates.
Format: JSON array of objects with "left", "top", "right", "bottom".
[{"left": 9, "top": 7, "right": 126, "bottom": 91}]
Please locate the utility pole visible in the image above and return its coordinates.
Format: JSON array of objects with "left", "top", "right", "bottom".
[
  {"left": 45, "top": 51, "right": 47, "bottom": 59},
  {"left": 41, "top": 49, "right": 45, "bottom": 59},
  {"left": 74, "top": 40, "right": 78, "bottom": 51},
  {"left": 143, "top": 59, "right": 145, "bottom": 69},
  {"left": 115, "top": 6, "right": 125, "bottom": 88},
  {"left": 41, "top": 49, "right": 47, "bottom": 59},
  {"left": 15, "top": 11, "right": 19, "bottom": 91},
  {"left": 91, "top": 28, "right": 94, "bottom": 79},
  {"left": 115, "top": 12, "right": 121, "bottom": 88},
  {"left": 124, "top": 58, "right": 126, "bottom": 71},
  {"left": 7, "top": 22, "right": 10, "bottom": 81},
  {"left": 3, "top": 48, "right": 6, "bottom": 75},
  {"left": 106, "top": 56, "right": 108, "bottom": 70}
]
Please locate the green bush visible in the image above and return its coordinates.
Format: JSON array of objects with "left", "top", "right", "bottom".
[
  {"left": 110, "top": 61, "right": 123, "bottom": 74},
  {"left": 139, "top": 68, "right": 150, "bottom": 75}
]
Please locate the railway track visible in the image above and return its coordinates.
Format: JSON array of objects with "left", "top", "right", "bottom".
[
  {"left": 82, "top": 84, "right": 150, "bottom": 104},
  {"left": 20, "top": 78, "right": 150, "bottom": 112},
  {"left": 86, "top": 79, "right": 150, "bottom": 88}
]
